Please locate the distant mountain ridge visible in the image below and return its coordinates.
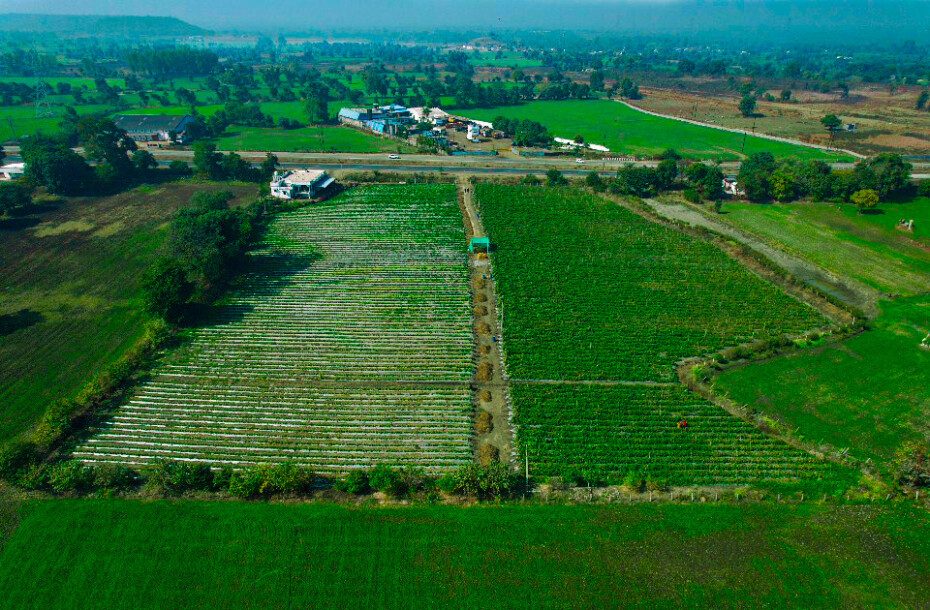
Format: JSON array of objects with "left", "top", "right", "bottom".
[{"left": 0, "top": 14, "right": 207, "bottom": 36}]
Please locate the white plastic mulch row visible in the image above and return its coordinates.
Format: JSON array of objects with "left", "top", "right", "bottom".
[{"left": 75, "top": 185, "right": 475, "bottom": 472}]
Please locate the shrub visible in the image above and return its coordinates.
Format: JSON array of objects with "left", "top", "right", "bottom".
[
  {"left": 48, "top": 461, "right": 95, "bottom": 492},
  {"left": 334, "top": 469, "right": 369, "bottom": 494},
  {"left": 895, "top": 442, "right": 930, "bottom": 489},
  {"left": 148, "top": 460, "right": 214, "bottom": 492},
  {"left": 169, "top": 160, "right": 193, "bottom": 177},
  {"left": 259, "top": 462, "right": 311, "bottom": 495},
  {"left": 33, "top": 398, "right": 74, "bottom": 447},
  {"left": 918, "top": 181, "right": 930, "bottom": 197},
  {"left": 212, "top": 465, "right": 234, "bottom": 491},
  {"left": 447, "top": 463, "right": 517, "bottom": 499},
  {"left": 94, "top": 464, "right": 139, "bottom": 490},
  {"left": 477, "top": 443, "right": 500, "bottom": 466},
  {"left": 0, "top": 441, "right": 39, "bottom": 481},
  {"left": 368, "top": 465, "right": 406, "bottom": 497},
  {"left": 683, "top": 189, "right": 701, "bottom": 204},
  {"left": 16, "top": 464, "right": 48, "bottom": 490},
  {"left": 851, "top": 189, "right": 879, "bottom": 212},
  {"left": 475, "top": 410, "right": 494, "bottom": 434},
  {"left": 228, "top": 468, "right": 264, "bottom": 498}
]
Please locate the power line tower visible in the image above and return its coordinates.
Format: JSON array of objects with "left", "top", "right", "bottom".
[{"left": 31, "top": 51, "right": 54, "bottom": 118}]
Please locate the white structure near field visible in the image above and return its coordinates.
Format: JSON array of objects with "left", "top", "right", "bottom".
[
  {"left": 0, "top": 162, "right": 25, "bottom": 181},
  {"left": 270, "top": 169, "right": 334, "bottom": 200}
]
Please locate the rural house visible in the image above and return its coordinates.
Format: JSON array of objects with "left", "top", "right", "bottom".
[
  {"left": 269, "top": 169, "right": 335, "bottom": 200},
  {"left": 113, "top": 114, "right": 197, "bottom": 147}
]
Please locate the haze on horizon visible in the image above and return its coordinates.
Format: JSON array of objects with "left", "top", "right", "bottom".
[{"left": 1, "top": 0, "right": 929, "bottom": 39}]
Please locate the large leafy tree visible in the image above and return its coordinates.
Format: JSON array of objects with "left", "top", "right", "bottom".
[
  {"left": 737, "top": 152, "right": 776, "bottom": 201},
  {"left": 141, "top": 258, "right": 194, "bottom": 323}
]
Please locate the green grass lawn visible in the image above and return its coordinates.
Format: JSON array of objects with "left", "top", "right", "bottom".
[
  {"left": 213, "top": 125, "right": 411, "bottom": 153},
  {"left": 716, "top": 296, "right": 930, "bottom": 464},
  {"left": 453, "top": 100, "right": 852, "bottom": 161},
  {"left": 717, "top": 199, "right": 930, "bottom": 296},
  {"left": 0, "top": 500, "right": 928, "bottom": 609},
  {"left": 0, "top": 183, "right": 259, "bottom": 444}
]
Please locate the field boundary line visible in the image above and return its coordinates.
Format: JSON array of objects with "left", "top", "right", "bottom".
[{"left": 616, "top": 99, "right": 866, "bottom": 159}]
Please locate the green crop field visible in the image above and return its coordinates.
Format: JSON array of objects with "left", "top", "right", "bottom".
[
  {"left": 477, "top": 185, "right": 825, "bottom": 382},
  {"left": 455, "top": 100, "right": 852, "bottom": 161},
  {"left": 0, "top": 183, "right": 259, "bottom": 444},
  {"left": 715, "top": 199, "right": 930, "bottom": 296},
  {"left": 716, "top": 296, "right": 930, "bottom": 464},
  {"left": 213, "top": 126, "right": 411, "bottom": 153},
  {"left": 477, "top": 185, "right": 831, "bottom": 485},
  {"left": 1, "top": 500, "right": 928, "bottom": 609},
  {"left": 516, "top": 384, "right": 835, "bottom": 486},
  {"left": 73, "top": 185, "right": 474, "bottom": 472}
]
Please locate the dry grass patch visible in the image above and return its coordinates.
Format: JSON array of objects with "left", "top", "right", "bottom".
[
  {"left": 475, "top": 410, "right": 494, "bottom": 434},
  {"left": 476, "top": 362, "right": 493, "bottom": 381},
  {"left": 474, "top": 305, "right": 488, "bottom": 317},
  {"left": 475, "top": 293, "right": 488, "bottom": 303},
  {"left": 477, "top": 442, "right": 500, "bottom": 465},
  {"left": 480, "top": 389, "right": 492, "bottom": 402}
]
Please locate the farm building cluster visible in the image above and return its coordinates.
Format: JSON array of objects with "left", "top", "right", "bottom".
[
  {"left": 112, "top": 114, "right": 198, "bottom": 147},
  {"left": 269, "top": 169, "right": 335, "bottom": 200},
  {"left": 338, "top": 104, "right": 504, "bottom": 153}
]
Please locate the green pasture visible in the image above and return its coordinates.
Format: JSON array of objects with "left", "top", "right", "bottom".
[
  {"left": 717, "top": 199, "right": 930, "bottom": 296},
  {"left": 0, "top": 183, "right": 259, "bottom": 444},
  {"left": 0, "top": 500, "right": 928, "bottom": 609},
  {"left": 213, "top": 126, "right": 411, "bottom": 153},
  {"left": 716, "top": 296, "right": 930, "bottom": 464},
  {"left": 454, "top": 100, "right": 852, "bottom": 161}
]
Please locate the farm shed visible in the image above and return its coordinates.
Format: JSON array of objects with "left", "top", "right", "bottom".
[
  {"left": 113, "top": 114, "right": 197, "bottom": 147},
  {"left": 469, "top": 237, "right": 491, "bottom": 253}
]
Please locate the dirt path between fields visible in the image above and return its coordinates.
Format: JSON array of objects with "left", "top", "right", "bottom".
[
  {"left": 641, "top": 198, "right": 881, "bottom": 317},
  {"left": 617, "top": 100, "right": 866, "bottom": 160},
  {"left": 458, "top": 179, "right": 515, "bottom": 466}
]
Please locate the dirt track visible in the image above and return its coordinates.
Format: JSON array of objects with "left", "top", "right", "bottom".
[{"left": 642, "top": 198, "right": 881, "bottom": 317}]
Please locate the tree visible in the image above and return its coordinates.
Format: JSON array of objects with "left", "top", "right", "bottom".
[
  {"left": 685, "top": 163, "right": 725, "bottom": 200},
  {"left": 192, "top": 142, "right": 224, "bottom": 180},
  {"left": 656, "top": 158, "right": 679, "bottom": 190},
  {"left": 0, "top": 144, "right": 5, "bottom": 166},
  {"left": 853, "top": 154, "right": 911, "bottom": 199},
  {"left": 259, "top": 153, "right": 279, "bottom": 181},
  {"left": 779, "top": 89, "right": 792, "bottom": 102},
  {"left": 573, "top": 134, "right": 585, "bottom": 144},
  {"left": 76, "top": 116, "right": 136, "bottom": 184},
  {"left": 584, "top": 170, "right": 604, "bottom": 192},
  {"left": 821, "top": 114, "right": 843, "bottom": 140},
  {"left": 917, "top": 90, "right": 929, "bottom": 111},
  {"left": 737, "top": 152, "right": 776, "bottom": 201},
  {"left": 851, "top": 189, "right": 879, "bottom": 213},
  {"left": 619, "top": 78, "right": 641, "bottom": 100},
  {"left": 546, "top": 169, "right": 567, "bottom": 187},
  {"left": 141, "top": 258, "right": 193, "bottom": 323},
  {"left": 303, "top": 82, "right": 330, "bottom": 124},
  {"left": 739, "top": 95, "right": 756, "bottom": 117},
  {"left": 0, "top": 182, "right": 32, "bottom": 215},
  {"left": 589, "top": 70, "right": 605, "bottom": 92},
  {"left": 22, "top": 142, "right": 94, "bottom": 196},
  {"left": 132, "top": 150, "right": 158, "bottom": 182}
]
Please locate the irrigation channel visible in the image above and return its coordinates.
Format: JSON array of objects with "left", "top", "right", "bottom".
[{"left": 459, "top": 179, "right": 515, "bottom": 465}]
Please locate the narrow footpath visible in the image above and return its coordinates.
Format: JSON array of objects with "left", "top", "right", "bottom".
[{"left": 458, "top": 179, "right": 514, "bottom": 466}]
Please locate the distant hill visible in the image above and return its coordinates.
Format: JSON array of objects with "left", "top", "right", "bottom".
[{"left": 0, "top": 14, "right": 207, "bottom": 36}]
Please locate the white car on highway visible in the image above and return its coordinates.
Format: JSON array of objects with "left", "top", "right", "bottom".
[
  {"left": 388, "top": 154, "right": 401, "bottom": 159},
  {"left": 575, "top": 158, "right": 585, "bottom": 164}
]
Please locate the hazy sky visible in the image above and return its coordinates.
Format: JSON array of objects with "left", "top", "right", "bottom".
[{"left": 1, "top": 0, "right": 927, "bottom": 34}]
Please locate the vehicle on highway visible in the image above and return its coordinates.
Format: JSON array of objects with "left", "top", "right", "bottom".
[
  {"left": 575, "top": 158, "right": 584, "bottom": 164},
  {"left": 388, "top": 154, "right": 401, "bottom": 160}
]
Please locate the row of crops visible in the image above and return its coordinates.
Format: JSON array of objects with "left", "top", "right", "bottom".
[
  {"left": 515, "top": 385, "right": 833, "bottom": 485},
  {"left": 75, "top": 185, "right": 475, "bottom": 472},
  {"left": 478, "top": 185, "right": 835, "bottom": 486},
  {"left": 477, "top": 185, "right": 825, "bottom": 382}
]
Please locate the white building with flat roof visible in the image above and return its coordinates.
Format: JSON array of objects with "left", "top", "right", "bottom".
[
  {"left": 269, "top": 169, "right": 335, "bottom": 200},
  {"left": 0, "top": 162, "right": 25, "bottom": 181}
]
